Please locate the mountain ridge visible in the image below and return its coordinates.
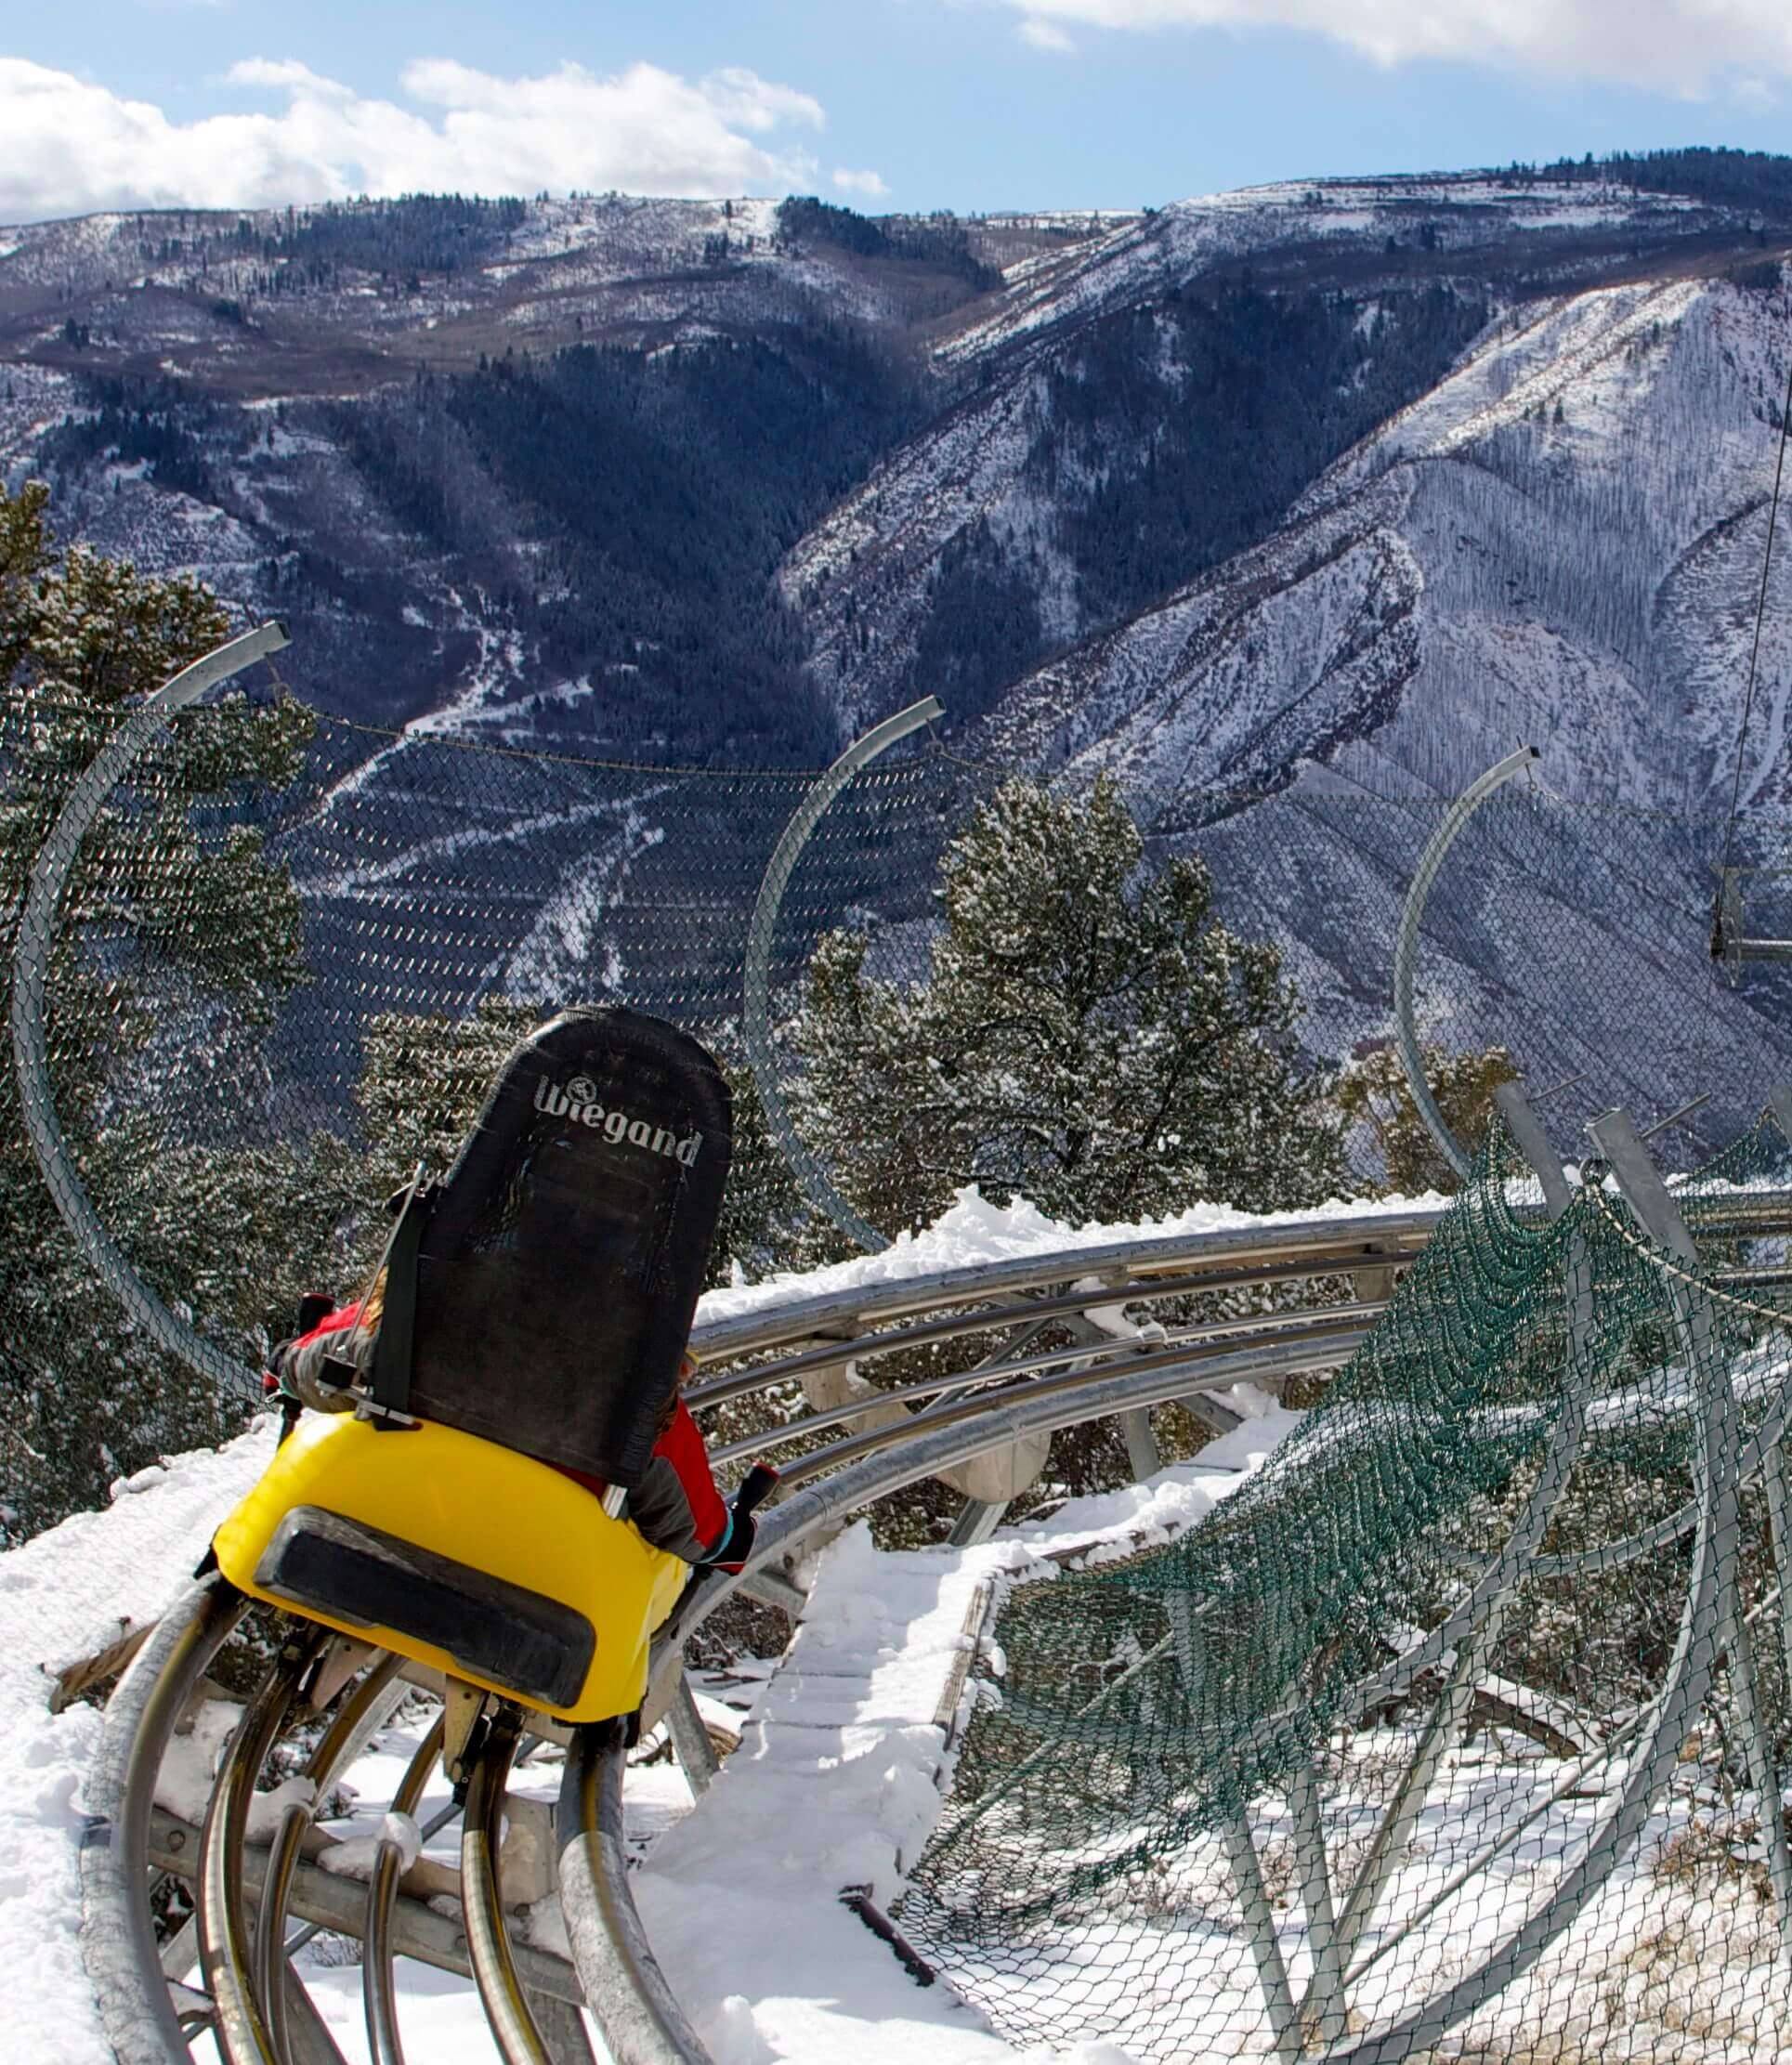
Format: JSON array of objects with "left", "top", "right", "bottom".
[
  {"left": 7, "top": 158, "right": 1792, "bottom": 1149},
  {"left": 4, "top": 167, "right": 1785, "bottom": 768}
]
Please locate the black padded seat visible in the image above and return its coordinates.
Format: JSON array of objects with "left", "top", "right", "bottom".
[{"left": 376, "top": 1008, "right": 733, "bottom": 1487}]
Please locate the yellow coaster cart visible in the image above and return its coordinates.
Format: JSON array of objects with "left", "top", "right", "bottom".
[{"left": 114, "top": 1008, "right": 743, "bottom": 2065}]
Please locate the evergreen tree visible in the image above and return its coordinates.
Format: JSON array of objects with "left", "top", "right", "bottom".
[
  {"left": 0, "top": 479, "right": 314, "bottom": 1536},
  {"left": 356, "top": 1000, "right": 544, "bottom": 1205},
  {"left": 1335, "top": 1039, "right": 1517, "bottom": 1196},
  {"left": 789, "top": 777, "right": 1343, "bottom": 1235}
]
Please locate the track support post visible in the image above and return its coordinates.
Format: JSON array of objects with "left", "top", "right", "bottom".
[
  {"left": 1590, "top": 1105, "right": 1792, "bottom": 1962},
  {"left": 1166, "top": 1593, "right": 1301, "bottom": 2058}
]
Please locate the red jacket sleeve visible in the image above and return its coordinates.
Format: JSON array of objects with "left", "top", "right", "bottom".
[
  {"left": 624, "top": 1399, "right": 729, "bottom": 1562},
  {"left": 277, "top": 1300, "right": 373, "bottom": 1410}
]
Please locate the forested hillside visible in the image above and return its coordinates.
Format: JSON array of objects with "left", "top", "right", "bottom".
[{"left": 5, "top": 165, "right": 1786, "bottom": 769}]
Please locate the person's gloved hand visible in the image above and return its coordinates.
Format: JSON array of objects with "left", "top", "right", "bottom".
[
  {"left": 701, "top": 1462, "right": 780, "bottom": 1575},
  {"left": 703, "top": 1506, "right": 757, "bottom": 1575},
  {"left": 266, "top": 1293, "right": 350, "bottom": 1415}
]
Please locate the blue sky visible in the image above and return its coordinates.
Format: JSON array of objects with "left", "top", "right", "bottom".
[{"left": 4, "top": 1, "right": 1792, "bottom": 222}]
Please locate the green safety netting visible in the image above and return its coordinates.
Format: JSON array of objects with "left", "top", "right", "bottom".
[{"left": 901, "top": 1113, "right": 1792, "bottom": 2061}]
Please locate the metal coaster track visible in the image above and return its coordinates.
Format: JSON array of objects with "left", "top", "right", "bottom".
[
  {"left": 69, "top": 1202, "right": 1452, "bottom": 2065},
  {"left": 75, "top": 1164, "right": 1792, "bottom": 2065}
]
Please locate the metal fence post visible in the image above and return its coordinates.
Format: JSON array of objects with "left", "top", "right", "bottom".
[
  {"left": 1391, "top": 746, "right": 1539, "bottom": 1183},
  {"left": 740, "top": 696, "right": 941, "bottom": 1254}
]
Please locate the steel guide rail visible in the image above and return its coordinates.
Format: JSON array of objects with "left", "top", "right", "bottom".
[
  {"left": 687, "top": 1206, "right": 1452, "bottom": 1368},
  {"left": 80, "top": 1183, "right": 1792, "bottom": 2065}
]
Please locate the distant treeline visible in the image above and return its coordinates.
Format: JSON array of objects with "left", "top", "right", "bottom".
[
  {"left": 427, "top": 325, "right": 916, "bottom": 761},
  {"left": 261, "top": 194, "right": 529, "bottom": 279},
  {"left": 776, "top": 197, "right": 1002, "bottom": 293},
  {"left": 137, "top": 194, "right": 530, "bottom": 294},
  {"left": 40, "top": 379, "right": 252, "bottom": 500},
  {"left": 1501, "top": 147, "right": 1792, "bottom": 216}
]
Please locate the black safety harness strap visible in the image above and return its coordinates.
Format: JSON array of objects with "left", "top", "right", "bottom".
[{"left": 363, "top": 1171, "right": 435, "bottom": 1428}]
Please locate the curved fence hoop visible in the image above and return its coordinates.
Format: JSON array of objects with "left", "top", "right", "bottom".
[
  {"left": 8, "top": 621, "right": 292, "bottom": 1397},
  {"left": 1392, "top": 744, "right": 1540, "bottom": 1182},
  {"left": 741, "top": 694, "right": 943, "bottom": 1254}
]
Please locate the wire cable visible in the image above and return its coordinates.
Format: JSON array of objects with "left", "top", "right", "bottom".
[{"left": 1720, "top": 329, "right": 1792, "bottom": 882}]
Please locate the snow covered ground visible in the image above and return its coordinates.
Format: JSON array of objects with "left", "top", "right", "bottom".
[
  {"left": 3, "top": 1175, "right": 1773, "bottom": 2064},
  {"left": 0, "top": 1385, "right": 1291, "bottom": 2064},
  {"left": 0, "top": 1419, "right": 277, "bottom": 2065}
]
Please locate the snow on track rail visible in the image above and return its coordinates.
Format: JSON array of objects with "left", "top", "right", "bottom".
[{"left": 0, "top": 1423, "right": 275, "bottom": 2065}]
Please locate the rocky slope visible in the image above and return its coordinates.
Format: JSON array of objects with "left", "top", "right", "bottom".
[
  {"left": 7, "top": 168, "right": 1792, "bottom": 1147},
  {"left": 957, "top": 262, "right": 1792, "bottom": 1145}
]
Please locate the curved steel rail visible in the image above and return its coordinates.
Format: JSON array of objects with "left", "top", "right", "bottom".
[
  {"left": 464, "top": 1711, "right": 556, "bottom": 2065},
  {"left": 739, "top": 694, "right": 942, "bottom": 1253},
  {"left": 1390, "top": 744, "right": 1539, "bottom": 1183},
  {"left": 255, "top": 1654, "right": 404, "bottom": 2060},
  {"left": 7, "top": 621, "right": 291, "bottom": 1397},
  {"left": 687, "top": 1203, "right": 1447, "bottom": 1370},
  {"left": 363, "top": 1715, "right": 445, "bottom": 2065},
  {"left": 198, "top": 1626, "right": 326, "bottom": 2065},
  {"left": 557, "top": 1724, "right": 717, "bottom": 2065},
  {"left": 81, "top": 1574, "right": 248, "bottom": 2065}
]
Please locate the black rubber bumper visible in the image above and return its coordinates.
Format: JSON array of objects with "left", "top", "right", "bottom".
[{"left": 255, "top": 1505, "right": 595, "bottom": 1712}]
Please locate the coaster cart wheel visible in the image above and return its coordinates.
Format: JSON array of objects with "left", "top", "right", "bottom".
[{"left": 84, "top": 1570, "right": 615, "bottom": 2065}]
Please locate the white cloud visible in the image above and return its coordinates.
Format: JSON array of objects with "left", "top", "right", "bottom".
[
  {"left": 699, "top": 64, "right": 826, "bottom": 134},
  {"left": 225, "top": 59, "right": 355, "bottom": 99},
  {"left": 995, "top": 0, "right": 1792, "bottom": 95},
  {"left": 832, "top": 166, "right": 892, "bottom": 198},
  {"left": 1018, "top": 18, "right": 1079, "bottom": 52},
  {"left": 0, "top": 56, "right": 836, "bottom": 223}
]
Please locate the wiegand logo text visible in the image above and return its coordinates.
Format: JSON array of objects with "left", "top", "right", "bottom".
[{"left": 533, "top": 1073, "right": 702, "bottom": 1164}]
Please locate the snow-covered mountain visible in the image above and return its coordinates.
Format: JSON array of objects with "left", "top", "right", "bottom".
[
  {"left": 781, "top": 176, "right": 1759, "bottom": 735},
  {"left": 974, "top": 272, "right": 1792, "bottom": 810},
  {"left": 7, "top": 166, "right": 1792, "bottom": 1145},
  {"left": 944, "top": 263, "right": 1792, "bottom": 1149},
  {"left": 3, "top": 169, "right": 1782, "bottom": 761}
]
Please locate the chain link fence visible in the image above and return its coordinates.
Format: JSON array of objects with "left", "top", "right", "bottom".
[{"left": 6, "top": 667, "right": 1792, "bottom": 1540}]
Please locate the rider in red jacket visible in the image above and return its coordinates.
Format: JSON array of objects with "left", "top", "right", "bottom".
[{"left": 268, "top": 1300, "right": 752, "bottom": 1572}]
